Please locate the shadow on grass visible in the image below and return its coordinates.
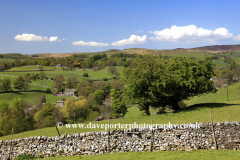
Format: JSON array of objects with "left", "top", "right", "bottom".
[{"left": 173, "top": 103, "right": 239, "bottom": 114}]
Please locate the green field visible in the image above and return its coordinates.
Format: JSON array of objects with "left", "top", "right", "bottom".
[
  {"left": 0, "top": 58, "right": 27, "bottom": 62},
  {"left": 2, "top": 80, "right": 240, "bottom": 141},
  {"left": 33, "top": 150, "right": 240, "bottom": 160},
  {"left": 0, "top": 92, "right": 68, "bottom": 105}
]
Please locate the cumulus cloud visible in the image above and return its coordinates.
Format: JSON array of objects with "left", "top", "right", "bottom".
[
  {"left": 137, "top": 30, "right": 143, "bottom": 32},
  {"left": 71, "top": 41, "right": 109, "bottom": 47},
  {"left": 14, "top": 33, "right": 48, "bottom": 41},
  {"left": 49, "top": 36, "right": 62, "bottom": 42},
  {"left": 149, "top": 25, "right": 238, "bottom": 43},
  {"left": 233, "top": 35, "right": 240, "bottom": 41},
  {"left": 111, "top": 35, "right": 147, "bottom": 46}
]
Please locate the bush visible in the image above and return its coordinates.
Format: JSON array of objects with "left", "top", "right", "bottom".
[
  {"left": 77, "top": 117, "right": 85, "bottom": 123},
  {"left": 89, "top": 111, "right": 100, "bottom": 122},
  {"left": 83, "top": 73, "right": 88, "bottom": 77},
  {"left": 103, "top": 77, "right": 108, "bottom": 81},
  {"left": 178, "top": 101, "right": 187, "bottom": 109},
  {"left": 46, "top": 88, "right": 51, "bottom": 93}
]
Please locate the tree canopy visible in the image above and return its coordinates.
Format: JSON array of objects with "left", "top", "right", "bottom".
[{"left": 123, "top": 55, "right": 216, "bottom": 115}]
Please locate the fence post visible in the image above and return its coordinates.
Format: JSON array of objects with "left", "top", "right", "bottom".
[
  {"left": 209, "top": 109, "right": 217, "bottom": 150},
  {"left": 107, "top": 117, "right": 110, "bottom": 153},
  {"left": 55, "top": 125, "right": 61, "bottom": 137}
]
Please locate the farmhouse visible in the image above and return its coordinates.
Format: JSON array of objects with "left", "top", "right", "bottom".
[
  {"left": 56, "top": 98, "right": 66, "bottom": 107},
  {"left": 56, "top": 64, "right": 62, "bottom": 67},
  {"left": 65, "top": 88, "right": 76, "bottom": 96}
]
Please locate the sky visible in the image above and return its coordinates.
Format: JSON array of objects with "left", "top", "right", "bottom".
[{"left": 1, "top": 0, "right": 240, "bottom": 55}]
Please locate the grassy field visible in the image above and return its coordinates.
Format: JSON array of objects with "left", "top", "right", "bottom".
[
  {"left": 0, "top": 92, "right": 68, "bottom": 105},
  {"left": 2, "top": 80, "right": 240, "bottom": 141},
  {"left": 0, "top": 58, "right": 27, "bottom": 62},
  {"left": 32, "top": 150, "right": 240, "bottom": 160}
]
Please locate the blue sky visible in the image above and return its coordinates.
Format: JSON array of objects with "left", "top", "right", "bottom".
[{"left": 1, "top": 0, "right": 240, "bottom": 54}]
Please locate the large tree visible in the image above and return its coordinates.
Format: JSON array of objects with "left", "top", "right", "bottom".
[
  {"left": 123, "top": 55, "right": 216, "bottom": 115},
  {"left": 54, "top": 75, "right": 65, "bottom": 92}
]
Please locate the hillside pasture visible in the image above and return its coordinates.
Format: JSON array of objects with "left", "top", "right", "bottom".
[{"left": 0, "top": 92, "right": 67, "bottom": 106}]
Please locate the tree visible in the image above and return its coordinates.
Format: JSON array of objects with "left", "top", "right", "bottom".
[
  {"left": 123, "top": 55, "right": 216, "bottom": 115},
  {"left": 39, "top": 71, "right": 46, "bottom": 79},
  {"left": 108, "top": 66, "right": 116, "bottom": 75},
  {"left": 12, "top": 76, "right": 25, "bottom": 89},
  {"left": 66, "top": 76, "right": 78, "bottom": 88},
  {"left": 61, "top": 97, "right": 89, "bottom": 121},
  {"left": 54, "top": 75, "right": 65, "bottom": 92},
  {"left": 0, "top": 100, "right": 9, "bottom": 131},
  {"left": 83, "top": 73, "right": 88, "bottom": 77},
  {"left": 110, "top": 89, "right": 127, "bottom": 117},
  {"left": 93, "top": 90, "right": 105, "bottom": 105},
  {"left": 38, "top": 65, "right": 44, "bottom": 71},
  {"left": 34, "top": 95, "right": 46, "bottom": 107},
  {"left": 0, "top": 78, "right": 11, "bottom": 92},
  {"left": 11, "top": 97, "right": 26, "bottom": 133}
]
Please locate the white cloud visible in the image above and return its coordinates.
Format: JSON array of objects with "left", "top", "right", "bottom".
[
  {"left": 111, "top": 35, "right": 147, "bottom": 46},
  {"left": 14, "top": 33, "right": 48, "bottom": 41},
  {"left": 233, "top": 35, "right": 240, "bottom": 41},
  {"left": 137, "top": 30, "right": 143, "bottom": 32},
  {"left": 49, "top": 36, "right": 62, "bottom": 42},
  {"left": 71, "top": 41, "right": 109, "bottom": 47},
  {"left": 149, "top": 25, "right": 237, "bottom": 43}
]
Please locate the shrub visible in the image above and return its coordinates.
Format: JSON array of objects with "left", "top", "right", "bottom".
[
  {"left": 89, "top": 111, "right": 100, "bottom": 122},
  {"left": 178, "top": 101, "right": 187, "bottom": 109},
  {"left": 103, "top": 77, "right": 108, "bottom": 81},
  {"left": 46, "top": 88, "right": 51, "bottom": 93},
  {"left": 83, "top": 73, "right": 89, "bottom": 77}
]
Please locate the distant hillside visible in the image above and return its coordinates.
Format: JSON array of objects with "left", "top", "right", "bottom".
[
  {"left": 173, "top": 44, "right": 240, "bottom": 53},
  {"left": 31, "top": 44, "right": 240, "bottom": 58}
]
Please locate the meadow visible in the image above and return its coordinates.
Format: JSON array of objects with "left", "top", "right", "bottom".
[
  {"left": 1, "top": 80, "right": 240, "bottom": 141},
  {"left": 33, "top": 150, "right": 240, "bottom": 160}
]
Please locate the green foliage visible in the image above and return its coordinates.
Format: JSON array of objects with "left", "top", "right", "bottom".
[
  {"left": 93, "top": 90, "right": 105, "bottom": 105},
  {"left": 89, "top": 111, "right": 100, "bottom": 122},
  {"left": 46, "top": 88, "right": 51, "bottom": 93},
  {"left": 103, "top": 77, "right": 108, "bottom": 81},
  {"left": 66, "top": 76, "right": 78, "bottom": 88},
  {"left": 0, "top": 100, "right": 9, "bottom": 131},
  {"left": 123, "top": 55, "right": 216, "bottom": 114},
  {"left": 0, "top": 78, "right": 11, "bottom": 92},
  {"left": 178, "top": 101, "right": 187, "bottom": 109},
  {"left": 11, "top": 97, "right": 26, "bottom": 133},
  {"left": 54, "top": 75, "right": 65, "bottom": 92},
  {"left": 83, "top": 73, "right": 89, "bottom": 77},
  {"left": 12, "top": 76, "right": 25, "bottom": 89},
  {"left": 16, "top": 153, "right": 36, "bottom": 160},
  {"left": 110, "top": 89, "right": 127, "bottom": 117}
]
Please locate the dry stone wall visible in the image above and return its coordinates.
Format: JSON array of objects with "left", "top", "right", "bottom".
[{"left": 1, "top": 121, "right": 240, "bottom": 159}]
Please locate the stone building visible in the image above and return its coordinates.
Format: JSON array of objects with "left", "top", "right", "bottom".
[
  {"left": 55, "top": 98, "right": 66, "bottom": 107},
  {"left": 65, "top": 88, "right": 76, "bottom": 96},
  {"left": 56, "top": 64, "right": 62, "bottom": 67}
]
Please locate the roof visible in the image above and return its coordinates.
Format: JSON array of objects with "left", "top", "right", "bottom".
[
  {"left": 56, "top": 98, "right": 66, "bottom": 103},
  {"left": 65, "top": 88, "right": 77, "bottom": 92}
]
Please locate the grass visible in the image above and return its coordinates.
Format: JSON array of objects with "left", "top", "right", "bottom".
[
  {"left": 0, "top": 92, "right": 68, "bottom": 106},
  {"left": 0, "top": 58, "right": 27, "bottom": 62},
  {"left": 34, "top": 150, "right": 240, "bottom": 160}
]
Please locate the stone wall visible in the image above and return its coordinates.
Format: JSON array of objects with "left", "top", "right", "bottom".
[{"left": 1, "top": 121, "right": 240, "bottom": 159}]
